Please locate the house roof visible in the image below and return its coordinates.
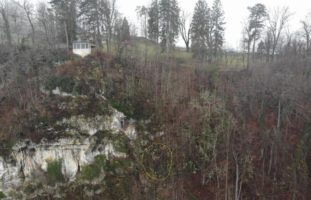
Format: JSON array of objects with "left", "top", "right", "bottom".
[{"left": 72, "top": 41, "right": 92, "bottom": 43}]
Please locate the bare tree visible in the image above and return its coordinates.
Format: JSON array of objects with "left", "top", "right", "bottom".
[
  {"left": 37, "top": 2, "right": 58, "bottom": 48},
  {"left": 242, "top": 19, "right": 253, "bottom": 70},
  {"left": 0, "top": 0, "right": 12, "bottom": 47},
  {"left": 148, "top": 0, "right": 159, "bottom": 43},
  {"left": 247, "top": 4, "right": 267, "bottom": 62},
  {"left": 268, "top": 7, "right": 291, "bottom": 61},
  {"left": 50, "top": 0, "right": 77, "bottom": 50},
  {"left": 301, "top": 13, "right": 311, "bottom": 52},
  {"left": 102, "top": 0, "right": 117, "bottom": 53},
  {"left": 136, "top": 6, "right": 149, "bottom": 38},
  {"left": 263, "top": 30, "right": 273, "bottom": 62},
  {"left": 37, "top": 2, "right": 50, "bottom": 47},
  {"left": 179, "top": 11, "right": 191, "bottom": 52},
  {"left": 79, "top": 0, "right": 104, "bottom": 48},
  {"left": 129, "top": 23, "right": 138, "bottom": 37},
  {"left": 14, "top": 0, "right": 35, "bottom": 45}
]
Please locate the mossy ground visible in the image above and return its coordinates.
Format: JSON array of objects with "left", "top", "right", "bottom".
[{"left": 47, "top": 160, "right": 65, "bottom": 185}]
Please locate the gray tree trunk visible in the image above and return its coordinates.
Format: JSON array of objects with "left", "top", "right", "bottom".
[{"left": 1, "top": 9, "right": 12, "bottom": 47}]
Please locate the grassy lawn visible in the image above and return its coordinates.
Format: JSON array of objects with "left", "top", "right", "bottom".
[{"left": 100, "top": 37, "right": 246, "bottom": 71}]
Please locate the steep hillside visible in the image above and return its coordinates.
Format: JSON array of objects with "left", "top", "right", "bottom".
[{"left": 0, "top": 51, "right": 311, "bottom": 199}]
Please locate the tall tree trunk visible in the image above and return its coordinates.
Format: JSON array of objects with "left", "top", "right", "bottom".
[
  {"left": 252, "top": 39, "right": 256, "bottom": 62},
  {"left": 64, "top": 21, "right": 69, "bottom": 50},
  {"left": 25, "top": 12, "right": 35, "bottom": 45},
  {"left": 186, "top": 41, "right": 190, "bottom": 52},
  {"left": 96, "top": 25, "right": 101, "bottom": 48},
  {"left": 95, "top": 3, "right": 102, "bottom": 49},
  {"left": 306, "top": 35, "right": 310, "bottom": 53},
  {"left": 272, "top": 45, "right": 276, "bottom": 61},
  {"left": 106, "top": 23, "right": 112, "bottom": 53},
  {"left": 1, "top": 10, "right": 12, "bottom": 48},
  {"left": 247, "top": 40, "right": 251, "bottom": 70},
  {"left": 106, "top": 38, "right": 110, "bottom": 52},
  {"left": 233, "top": 152, "right": 241, "bottom": 200},
  {"left": 42, "top": 21, "right": 51, "bottom": 48},
  {"left": 107, "top": 29, "right": 112, "bottom": 53},
  {"left": 266, "top": 47, "right": 270, "bottom": 63}
]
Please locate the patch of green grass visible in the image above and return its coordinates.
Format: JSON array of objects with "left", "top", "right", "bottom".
[
  {"left": 81, "top": 164, "right": 102, "bottom": 181},
  {"left": 0, "top": 192, "right": 6, "bottom": 199},
  {"left": 100, "top": 37, "right": 249, "bottom": 80},
  {"left": 101, "top": 37, "right": 247, "bottom": 71},
  {"left": 113, "top": 136, "right": 130, "bottom": 153},
  {"left": 80, "top": 155, "right": 107, "bottom": 181},
  {"left": 47, "top": 160, "right": 65, "bottom": 185},
  {"left": 171, "top": 49, "right": 193, "bottom": 64},
  {"left": 80, "top": 155, "right": 134, "bottom": 181}
]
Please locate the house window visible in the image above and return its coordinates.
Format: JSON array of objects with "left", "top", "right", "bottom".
[{"left": 73, "top": 43, "right": 91, "bottom": 49}]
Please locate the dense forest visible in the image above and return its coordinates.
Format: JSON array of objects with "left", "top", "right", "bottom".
[{"left": 0, "top": 0, "right": 311, "bottom": 199}]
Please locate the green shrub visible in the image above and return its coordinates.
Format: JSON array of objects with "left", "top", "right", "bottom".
[
  {"left": 81, "top": 155, "right": 107, "bottom": 181},
  {"left": 45, "top": 75, "right": 75, "bottom": 93},
  {"left": 47, "top": 160, "right": 64, "bottom": 185},
  {"left": 45, "top": 75, "right": 59, "bottom": 91},
  {"left": 109, "top": 99, "right": 135, "bottom": 119},
  {"left": 0, "top": 141, "right": 15, "bottom": 158},
  {"left": 81, "top": 164, "right": 101, "bottom": 181},
  {"left": 58, "top": 77, "right": 75, "bottom": 93},
  {"left": 80, "top": 155, "right": 133, "bottom": 181},
  {"left": 0, "top": 192, "right": 6, "bottom": 199}
]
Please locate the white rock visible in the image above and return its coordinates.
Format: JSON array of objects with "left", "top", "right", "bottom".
[{"left": 0, "top": 91, "right": 138, "bottom": 197}]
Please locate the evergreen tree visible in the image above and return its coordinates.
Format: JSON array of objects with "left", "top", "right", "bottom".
[
  {"left": 211, "top": 0, "right": 225, "bottom": 58},
  {"left": 257, "top": 40, "right": 265, "bottom": 61},
  {"left": 191, "top": 0, "right": 210, "bottom": 60},
  {"left": 136, "top": 6, "right": 149, "bottom": 38},
  {"left": 50, "top": 0, "right": 77, "bottom": 49},
  {"left": 248, "top": 3, "right": 267, "bottom": 61},
  {"left": 148, "top": 0, "right": 159, "bottom": 43},
  {"left": 116, "top": 17, "right": 130, "bottom": 57},
  {"left": 159, "top": 0, "right": 180, "bottom": 53},
  {"left": 120, "top": 17, "right": 130, "bottom": 42},
  {"left": 79, "top": 0, "right": 103, "bottom": 47}
]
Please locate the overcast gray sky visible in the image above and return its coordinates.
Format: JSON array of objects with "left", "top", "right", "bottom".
[{"left": 115, "top": 0, "right": 311, "bottom": 49}]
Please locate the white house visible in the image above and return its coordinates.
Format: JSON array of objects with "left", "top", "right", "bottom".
[{"left": 72, "top": 41, "right": 94, "bottom": 57}]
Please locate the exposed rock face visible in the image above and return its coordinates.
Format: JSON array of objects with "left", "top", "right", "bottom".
[
  {"left": 0, "top": 93, "right": 136, "bottom": 198},
  {"left": 59, "top": 111, "right": 125, "bottom": 136}
]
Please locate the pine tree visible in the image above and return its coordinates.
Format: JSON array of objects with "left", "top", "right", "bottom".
[
  {"left": 159, "top": 0, "right": 180, "bottom": 53},
  {"left": 50, "top": 0, "right": 77, "bottom": 49},
  {"left": 191, "top": 0, "right": 210, "bottom": 60},
  {"left": 148, "top": 0, "right": 159, "bottom": 43},
  {"left": 79, "top": 0, "right": 103, "bottom": 47},
  {"left": 120, "top": 18, "right": 130, "bottom": 42},
  {"left": 116, "top": 17, "right": 130, "bottom": 57},
  {"left": 211, "top": 0, "right": 225, "bottom": 58},
  {"left": 248, "top": 3, "right": 267, "bottom": 61}
]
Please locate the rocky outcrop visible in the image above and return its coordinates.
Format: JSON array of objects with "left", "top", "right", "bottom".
[{"left": 0, "top": 90, "right": 137, "bottom": 198}]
